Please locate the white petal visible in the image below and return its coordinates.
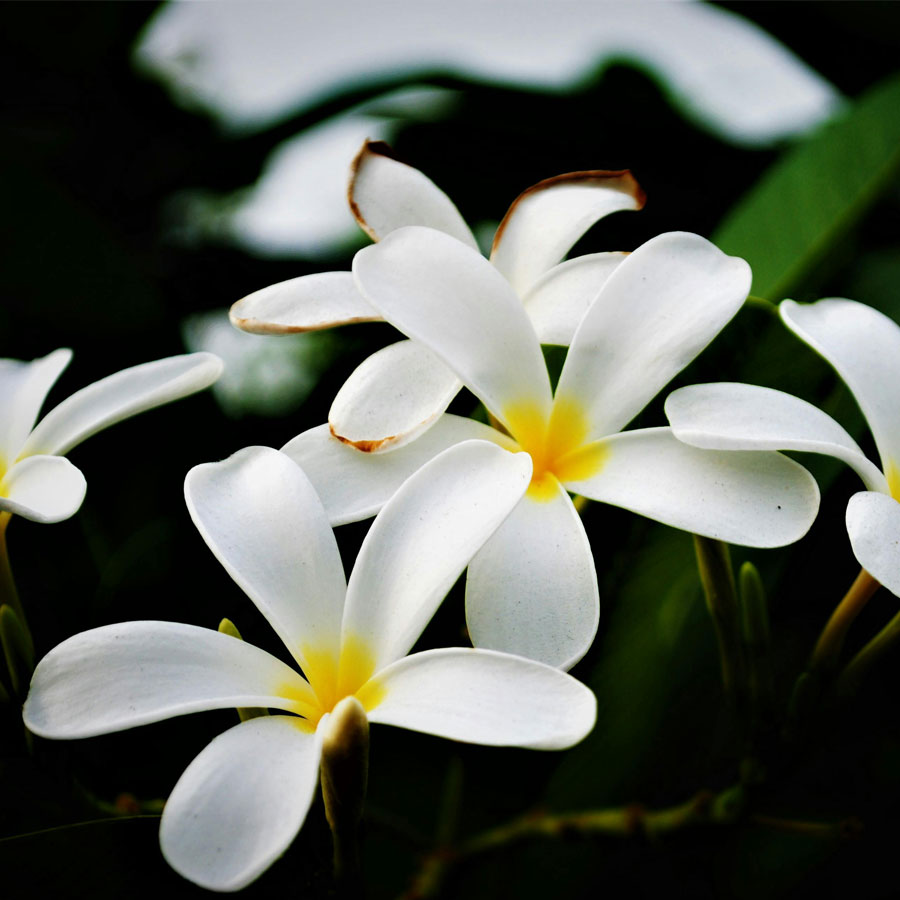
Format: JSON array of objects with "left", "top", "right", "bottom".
[
  {"left": 0, "top": 456, "right": 87, "bottom": 524},
  {"left": 665, "top": 382, "right": 888, "bottom": 493},
  {"left": 0, "top": 348, "right": 71, "bottom": 466},
  {"left": 23, "top": 621, "right": 316, "bottom": 739},
  {"left": 348, "top": 140, "right": 477, "bottom": 248},
  {"left": 555, "top": 232, "right": 752, "bottom": 439},
  {"left": 466, "top": 482, "right": 598, "bottom": 669},
  {"left": 21, "top": 353, "right": 223, "bottom": 457},
  {"left": 353, "top": 226, "right": 552, "bottom": 430},
  {"left": 282, "top": 415, "right": 514, "bottom": 526},
  {"left": 328, "top": 340, "right": 461, "bottom": 451},
  {"left": 846, "top": 492, "right": 900, "bottom": 599},
  {"left": 185, "top": 447, "right": 346, "bottom": 671},
  {"left": 522, "top": 252, "right": 626, "bottom": 346},
  {"left": 161, "top": 715, "right": 321, "bottom": 892},
  {"left": 343, "top": 440, "right": 531, "bottom": 671},
  {"left": 567, "top": 427, "right": 819, "bottom": 548},
  {"left": 229, "top": 271, "right": 381, "bottom": 335},
  {"left": 490, "top": 169, "right": 645, "bottom": 296},
  {"left": 368, "top": 647, "right": 595, "bottom": 750},
  {"left": 781, "top": 298, "right": 900, "bottom": 474}
]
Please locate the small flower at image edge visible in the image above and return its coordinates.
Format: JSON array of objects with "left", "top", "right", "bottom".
[
  {"left": 0, "top": 350, "right": 223, "bottom": 524},
  {"left": 665, "top": 297, "right": 900, "bottom": 598},
  {"left": 23, "top": 441, "right": 596, "bottom": 892}
]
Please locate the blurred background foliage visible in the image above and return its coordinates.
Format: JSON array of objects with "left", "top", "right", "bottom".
[{"left": 2, "top": 2, "right": 900, "bottom": 897}]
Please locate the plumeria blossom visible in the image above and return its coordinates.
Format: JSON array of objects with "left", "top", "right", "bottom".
[
  {"left": 230, "top": 139, "right": 646, "bottom": 450},
  {"left": 285, "top": 227, "right": 820, "bottom": 669},
  {"left": 23, "top": 441, "right": 596, "bottom": 891},
  {"left": 0, "top": 349, "right": 223, "bottom": 524},
  {"left": 665, "top": 297, "right": 900, "bottom": 597}
]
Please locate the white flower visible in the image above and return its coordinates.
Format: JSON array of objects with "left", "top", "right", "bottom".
[
  {"left": 230, "top": 140, "right": 645, "bottom": 450},
  {"left": 0, "top": 350, "right": 223, "bottom": 524},
  {"left": 23, "top": 440, "right": 595, "bottom": 892},
  {"left": 284, "top": 227, "right": 820, "bottom": 669},
  {"left": 666, "top": 297, "right": 900, "bottom": 597}
]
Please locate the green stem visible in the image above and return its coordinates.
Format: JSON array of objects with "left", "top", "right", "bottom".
[
  {"left": 0, "top": 515, "right": 27, "bottom": 628},
  {"left": 693, "top": 536, "right": 745, "bottom": 700},
  {"left": 809, "top": 568, "right": 880, "bottom": 674},
  {"left": 837, "top": 608, "right": 900, "bottom": 697}
]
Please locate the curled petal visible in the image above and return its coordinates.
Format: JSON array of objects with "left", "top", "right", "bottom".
[
  {"left": 328, "top": 340, "right": 461, "bottom": 452},
  {"left": 348, "top": 140, "right": 477, "bottom": 248},
  {"left": 555, "top": 232, "right": 751, "bottom": 439},
  {"left": 665, "top": 382, "right": 888, "bottom": 493},
  {"left": 368, "top": 647, "right": 596, "bottom": 750},
  {"left": 522, "top": 252, "right": 626, "bottom": 346},
  {"left": 0, "top": 348, "right": 71, "bottom": 466},
  {"left": 185, "top": 447, "right": 346, "bottom": 671},
  {"left": 353, "top": 226, "right": 552, "bottom": 430},
  {"left": 846, "top": 491, "right": 900, "bottom": 599},
  {"left": 781, "top": 298, "right": 900, "bottom": 473},
  {"left": 23, "top": 621, "right": 317, "bottom": 739},
  {"left": 490, "top": 169, "right": 644, "bottom": 296},
  {"left": 466, "top": 483, "right": 599, "bottom": 670},
  {"left": 161, "top": 715, "right": 322, "bottom": 891},
  {"left": 230, "top": 271, "right": 380, "bottom": 334},
  {"left": 343, "top": 440, "right": 532, "bottom": 672},
  {"left": 566, "top": 427, "right": 819, "bottom": 548},
  {"left": 282, "top": 415, "right": 513, "bottom": 526},
  {"left": 22, "top": 352, "right": 223, "bottom": 457},
  {"left": 0, "top": 455, "right": 86, "bottom": 524}
]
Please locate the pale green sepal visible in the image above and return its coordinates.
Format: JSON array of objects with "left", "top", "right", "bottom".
[{"left": 218, "top": 618, "right": 269, "bottom": 722}]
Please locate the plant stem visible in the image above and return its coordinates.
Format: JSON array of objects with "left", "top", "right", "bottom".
[
  {"left": 809, "top": 568, "right": 880, "bottom": 674},
  {"left": 0, "top": 515, "right": 27, "bottom": 628},
  {"left": 837, "top": 608, "right": 900, "bottom": 697},
  {"left": 693, "top": 536, "right": 745, "bottom": 701}
]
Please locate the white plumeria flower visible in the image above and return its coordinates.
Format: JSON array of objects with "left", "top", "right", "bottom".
[
  {"left": 230, "top": 139, "right": 645, "bottom": 451},
  {"left": 284, "top": 227, "right": 820, "bottom": 669},
  {"left": 0, "top": 349, "right": 223, "bottom": 524},
  {"left": 666, "top": 297, "right": 900, "bottom": 597},
  {"left": 23, "top": 441, "right": 596, "bottom": 892}
]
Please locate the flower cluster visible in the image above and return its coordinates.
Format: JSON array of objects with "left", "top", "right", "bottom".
[{"left": 17, "top": 141, "right": 897, "bottom": 893}]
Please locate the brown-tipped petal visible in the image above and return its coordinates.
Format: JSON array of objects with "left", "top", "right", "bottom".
[
  {"left": 347, "top": 140, "right": 477, "bottom": 248},
  {"left": 230, "top": 272, "right": 381, "bottom": 335},
  {"left": 491, "top": 169, "right": 645, "bottom": 296}
]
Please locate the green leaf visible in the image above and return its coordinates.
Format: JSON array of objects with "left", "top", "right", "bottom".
[{"left": 713, "top": 73, "right": 900, "bottom": 302}]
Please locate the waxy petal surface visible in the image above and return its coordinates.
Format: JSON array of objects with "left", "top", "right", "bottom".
[
  {"left": 368, "top": 647, "right": 596, "bottom": 750},
  {"left": 348, "top": 140, "right": 477, "bottom": 248},
  {"left": 566, "top": 428, "right": 819, "bottom": 548},
  {"left": 522, "top": 252, "right": 626, "bottom": 346},
  {"left": 666, "top": 382, "right": 888, "bottom": 493},
  {"left": 328, "top": 340, "right": 461, "bottom": 451},
  {"left": 781, "top": 298, "right": 900, "bottom": 472},
  {"left": 555, "top": 232, "right": 751, "bottom": 440},
  {"left": 466, "top": 483, "right": 599, "bottom": 670},
  {"left": 22, "top": 352, "right": 223, "bottom": 457},
  {"left": 185, "top": 447, "right": 346, "bottom": 670},
  {"left": 0, "top": 455, "right": 87, "bottom": 523},
  {"left": 161, "top": 715, "right": 322, "bottom": 892},
  {"left": 0, "top": 349, "right": 71, "bottom": 466},
  {"left": 282, "top": 415, "right": 512, "bottom": 526},
  {"left": 490, "top": 170, "right": 644, "bottom": 296},
  {"left": 343, "top": 440, "right": 532, "bottom": 672},
  {"left": 230, "top": 271, "right": 380, "bottom": 335},
  {"left": 354, "top": 226, "right": 552, "bottom": 430},
  {"left": 846, "top": 491, "right": 900, "bottom": 599},
  {"left": 23, "top": 621, "right": 316, "bottom": 739}
]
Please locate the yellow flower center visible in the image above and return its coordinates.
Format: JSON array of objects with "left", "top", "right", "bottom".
[
  {"left": 887, "top": 461, "right": 900, "bottom": 501},
  {"left": 503, "top": 395, "right": 609, "bottom": 502},
  {"left": 281, "top": 634, "right": 386, "bottom": 728}
]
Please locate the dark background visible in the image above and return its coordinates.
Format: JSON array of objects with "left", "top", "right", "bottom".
[{"left": 1, "top": 2, "right": 900, "bottom": 897}]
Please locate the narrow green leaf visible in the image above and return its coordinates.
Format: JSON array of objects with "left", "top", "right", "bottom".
[{"left": 714, "top": 73, "right": 900, "bottom": 301}]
